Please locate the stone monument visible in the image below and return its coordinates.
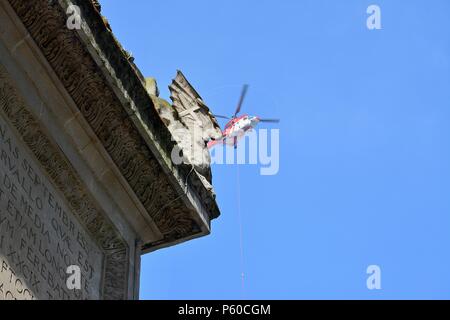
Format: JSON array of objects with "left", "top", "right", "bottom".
[{"left": 0, "top": 0, "right": 221, "bottom": 300}]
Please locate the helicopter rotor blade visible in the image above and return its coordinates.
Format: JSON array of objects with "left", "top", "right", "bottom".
[
  {"left": 213, "top": 114, "right": 231, "bottom": 120},
  {"left": 234, "top": 84, "right": 249, "bottom": 117},
  {"left": 259, "top": 118, "right": 280, "bottom": 123}
]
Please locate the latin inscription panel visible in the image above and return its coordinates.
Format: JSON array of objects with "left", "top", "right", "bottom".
[{"left": 0, "top": 113, "right": 103, "bottom": 300}]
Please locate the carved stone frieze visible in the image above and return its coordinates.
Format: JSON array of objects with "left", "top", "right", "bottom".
[{"left": 7, "top": 0, "right": 212, "bottom": 249}]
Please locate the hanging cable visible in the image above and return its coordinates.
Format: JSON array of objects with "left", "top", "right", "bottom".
[{"left": 236, "top": 163, "right": 246, "bottom": 298}]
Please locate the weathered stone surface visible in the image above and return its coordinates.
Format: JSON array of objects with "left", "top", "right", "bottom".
[
  {"left": 0, "top": 63, "right": 129, "bottom": 299},
  {"left": 147, "top": 71, "right": 223, "bottom": 194},
  {"left": 0, "top": 110, "right": 103, "bottom": 300},
  {"left": 168, "top": 71, "right": 223, "bottom": 181},
  {"left": 145, "top": 77, "right": 160, "bottom": 97},
  {"left": 0, "top": 0, "right": 222, "bottom": 299}
]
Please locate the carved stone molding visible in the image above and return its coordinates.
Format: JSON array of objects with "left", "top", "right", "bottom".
[
  {"left": 7, "top": 0, "right": 212, "bottom": 249},
  {"left": 0, "top": 64, "right": 128, "bottom": 300}
]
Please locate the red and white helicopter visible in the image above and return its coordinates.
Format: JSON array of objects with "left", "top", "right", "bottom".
[{"left": 208, "top": 85, "right": 280, "bottom": 149}]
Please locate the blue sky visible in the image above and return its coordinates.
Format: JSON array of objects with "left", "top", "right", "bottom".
[{"left": 102, "top": 0, "right": 450, "bottom": 299}]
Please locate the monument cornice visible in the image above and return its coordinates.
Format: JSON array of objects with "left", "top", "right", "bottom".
[{"left": 7, "top": 0, "right": 221, "bottom": 253}]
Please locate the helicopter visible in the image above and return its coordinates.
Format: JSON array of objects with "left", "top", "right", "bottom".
[{"left": 208, "top": 85, "right": 280, "bottom": 149}]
